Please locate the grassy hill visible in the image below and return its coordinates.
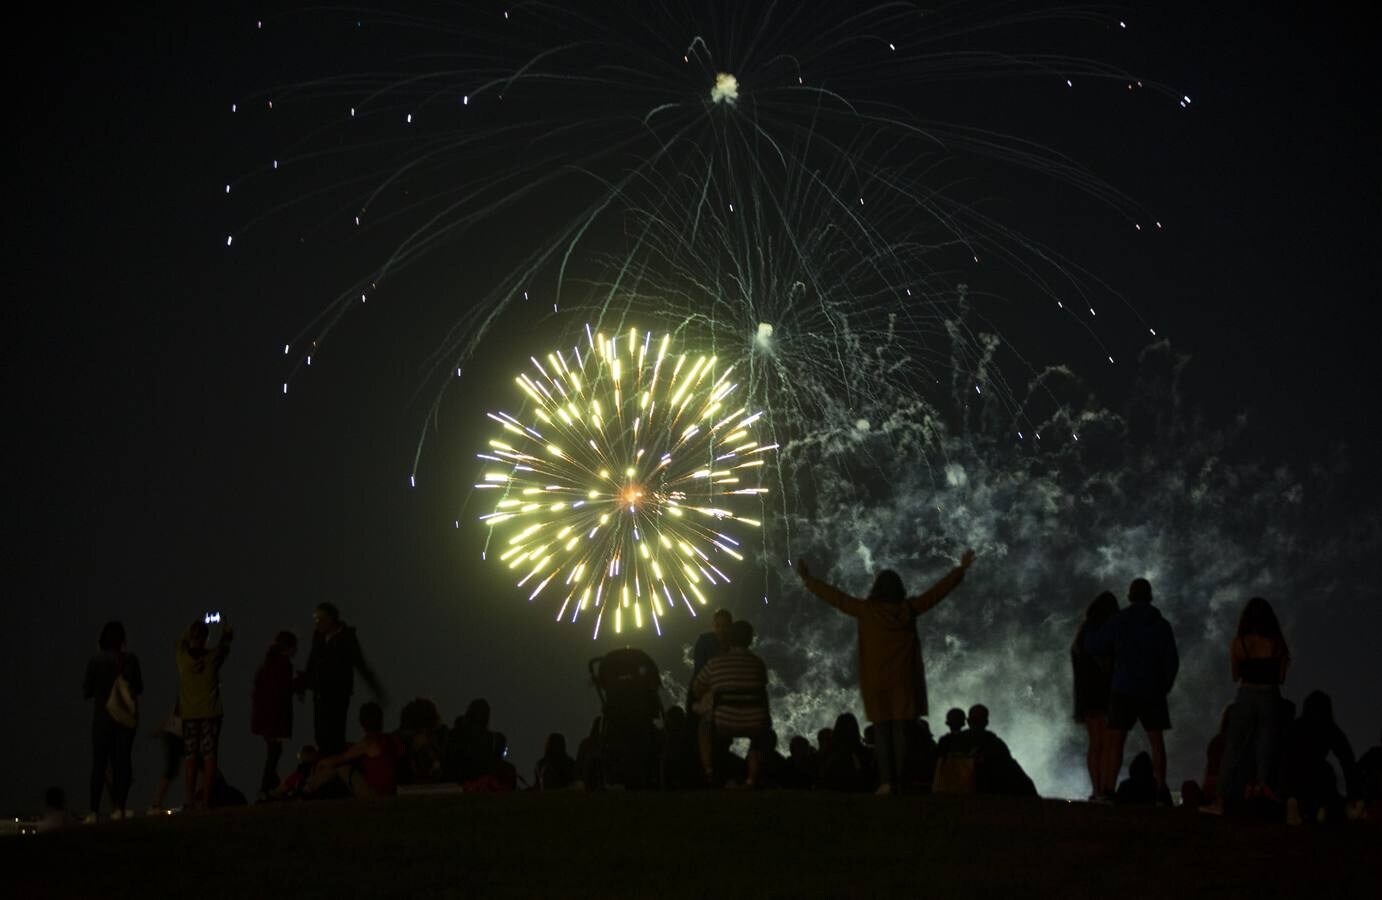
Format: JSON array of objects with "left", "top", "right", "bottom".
[{"left": 5, "top": 792, "right": 1378, "bottom": 899}]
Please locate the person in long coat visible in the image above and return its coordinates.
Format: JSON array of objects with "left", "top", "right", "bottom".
[{"left": 796, "top": 548, "right": 976, "bottom": 794}]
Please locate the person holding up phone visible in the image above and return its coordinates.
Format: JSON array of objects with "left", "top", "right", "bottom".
[{"left": 176, "top": 617, "right": 234, "bottom": 809}]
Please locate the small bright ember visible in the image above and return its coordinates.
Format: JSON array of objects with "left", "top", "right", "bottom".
[{"left": 621, "top": 483, "right": 646, "bottom": 510}]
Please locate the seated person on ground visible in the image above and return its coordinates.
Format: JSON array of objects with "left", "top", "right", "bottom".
[
  {"left": 785, "top": 735, "right": 818, "bottom": 789},
  {"left": 1357, "top": 727, "right": 1382, "bottom": 821},
  {"left": 660, "top": 705, "right": 701, "bottom": 790},
  {"left": 444, "top": 698, "right": 495, "bottom": 783},
  {"left": 535, "top": 732, "right": 576, "bottom": 791},
  {"left": 1116, "top": 751, "right": 1171, "bottom": 806},
  {"left": 1284, "top": 691, "right": 1357, "bottom": 824},
  {"left": 820, "top": 713, "right": 875, "bottom": 792},
  {"left": 395, "top": 697, "right": 448, "bottom": 785},
  {"left": 964, "top": 704, "right": 1038, "bottom": 797},
  {"left": 463, "top": 732, "right": 517, "bottom": 792},
  {"left": 690, "top": 620, "right": 771, "bottom": 786},
  {"left": 907, "top": 718, "right": 938, "bottom": 791},
  {"left": 308, "top": 702, "right": 403, "bottom": 799},
  {"left": 935, "top": 708, "right": 967, "bottom": 757}
]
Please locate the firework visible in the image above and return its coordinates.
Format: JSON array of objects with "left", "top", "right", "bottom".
[
  {"left": 229, "top": 1, "right": 1182, "bottom": 458},
  {"left": 476, "top": 325, "right": 775, "bottom": 638}
]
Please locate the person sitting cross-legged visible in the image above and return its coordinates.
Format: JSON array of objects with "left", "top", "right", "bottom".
[{"left": 690, "top": 620, "right": 771, "bottom": 787}]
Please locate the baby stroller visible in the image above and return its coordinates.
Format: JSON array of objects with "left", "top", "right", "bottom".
[{"left": 587, "top": 647, "right": 664, "bottom": 789}]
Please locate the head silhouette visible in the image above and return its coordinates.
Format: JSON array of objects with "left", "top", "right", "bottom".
[
  {"left": 833, "top": 713, "right": 861, "bottom": 748},
  {"left": 399, "top": 697, "right": 441, "bottom": 731},
  {"left": 967, "top": 704, "right": 990, "bottom": 732},
  {"left": 712, "top": 608, "right": 733, "bottom": 644},
  {"left": 98, "top": 621, "right": 127, "bottom": 653},
  {"left": 945, "top": 708, "right": 966, "bottom": 734},
  {"left": 544, "top": 732, "right": 567, "bottom": 758},
  {"left": 313, "top": 602, "right": 341, "bottom": 635},
  {"left": 267, "top": 630, "right": 298, "bottom": 662},
  {"left": 729, "top": 619, "right": 754, "bottom": 648},
  {"left": 869, "top": 570, "right": 906, "bottom": 603},
  {"left": 465, "top": 698, "right": 492, "bottom": 730},
  {"left": 1128, "top": 579, "right": 1153, "bottom": 605},
  {"left": 359, "top": 701, "right": 384, "bottom": 734},
  {"left": 1129, "top": 751, "right": 1153, "bottom": 781},
  {"left": 1301, "top": 690, "right": 1335, "bottom": 727},
  {"left": 1086, "top": 591, "right": 1119, "bottom": 627},
  {"left": 1237, "top": 597, "right": 1285, "bottom": 640}
]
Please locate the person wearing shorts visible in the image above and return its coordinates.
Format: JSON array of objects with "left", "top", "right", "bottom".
[
  {"left": 690, "top": 620, "right": 771, "bottom": 787},
  {"left": 183, "top": 716, "right": 223, "bottom": 764},
  {"left": 1084, "top": 578, "right": 1179, "bottom": 794},
  {"left": 176, "top": 619, "right": 234, "bottom": 808}
]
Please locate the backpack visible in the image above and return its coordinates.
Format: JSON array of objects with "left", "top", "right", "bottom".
[{"left": 105, "top": 656, "right": 138, "bottom": 728}]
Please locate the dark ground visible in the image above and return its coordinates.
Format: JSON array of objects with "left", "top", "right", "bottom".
[{"left": 5, "top": 793, "right": 1378, "bottom": 899}]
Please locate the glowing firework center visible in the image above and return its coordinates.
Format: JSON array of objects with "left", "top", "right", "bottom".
[{"left": 477, "top": 327, "right": 776, "bottom": 639}]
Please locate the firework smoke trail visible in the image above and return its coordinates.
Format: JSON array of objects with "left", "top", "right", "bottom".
[
  {"left": 475, "top": 325, "right": 774, "bottom": 638},
  {"left": 730, "top": 335, "right": 1382, "bottom": 798}
]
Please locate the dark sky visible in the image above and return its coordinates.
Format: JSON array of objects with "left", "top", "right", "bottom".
[{"left": 4, "top": 1, "right": 1379, "bottom": 813}]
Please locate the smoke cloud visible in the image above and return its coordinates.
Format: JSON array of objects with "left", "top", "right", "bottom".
[{"left": 739, "top": 338, "right": 1380, "bottom": 797}]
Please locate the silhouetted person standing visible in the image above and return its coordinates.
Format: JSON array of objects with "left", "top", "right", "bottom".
[
  {"left": 1084, "top": 578, "right": 1179, "bottom": 794},
  {"left": 82, "top": 621, "right": 143, "bottom": 821},
  {"left": 1072, "top": 591, "right": 1119, "bottom": 800},
  {"left": 797, "top": 548, "right": 976, "bottom": 795},
  {"left": 303, "top": 603, "right": 385, "bottom": 755},
  {"left": 251, "top": 631, "right": 299, "bottom": 797},
  {"left": 177, "top": 618, "right": 234, "bottom": 809}
]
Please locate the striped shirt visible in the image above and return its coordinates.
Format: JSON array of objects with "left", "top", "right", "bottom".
[{"left": 692, "top": 648, "right": 770, "bottom": 732}]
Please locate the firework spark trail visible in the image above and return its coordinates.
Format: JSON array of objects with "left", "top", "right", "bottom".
[
  {"left": 230, "top": 2, "right": 1186, "bottom": 463},
  {"left": 476, "top": 326, "right": 775, "bottom": 638}
]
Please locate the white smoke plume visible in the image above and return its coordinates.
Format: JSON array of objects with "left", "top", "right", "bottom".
[{"left": 746, "top": 338, "right": 1381, "bottom": 797}]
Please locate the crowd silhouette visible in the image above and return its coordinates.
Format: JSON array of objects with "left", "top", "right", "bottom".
[{"left": 59, "top": 557, "right": 1382, "bottom": 831}]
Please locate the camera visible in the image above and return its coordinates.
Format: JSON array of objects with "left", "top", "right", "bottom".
[{"left": 204, "top": 612, "right": 221, "bottom": 625}]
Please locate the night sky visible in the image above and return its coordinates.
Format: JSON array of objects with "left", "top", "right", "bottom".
[{"left": 4, "top": 1, "right": 1380, "bottom": 814}]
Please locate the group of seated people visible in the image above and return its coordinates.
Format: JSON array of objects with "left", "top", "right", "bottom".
[
  {"left": 249, "top": 619, "right": 1380, "bottom": 819},
  {"left": 265, "top": 696, "right": 519, "bottom": 800},
  {"left": 257, "top": 654, "right": 1041, "bottom": 799},
  {"left": 1180, "top": 690, "right": 1379, "bottom": 824}
]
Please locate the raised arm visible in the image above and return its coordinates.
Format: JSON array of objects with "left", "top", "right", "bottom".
[
  {"left": 907, "top": 549, "right": 974, "bottom": 615},
  {"left": 795, "top": 560, "right": 865, "bottom": 618},
  {"left": 212, "top": 625, "right": 235, "bottom": 671}
]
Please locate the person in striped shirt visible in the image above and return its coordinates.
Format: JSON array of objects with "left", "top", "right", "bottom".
[{"left": 691, "top": 620, "right": 771, "bottom": 786}]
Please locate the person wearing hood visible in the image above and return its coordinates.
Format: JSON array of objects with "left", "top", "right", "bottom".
[
  {"left": 1083, "top": 578, "right": 1179, "bottom": 795},
  {"left": 795, "top": 548, "right": 976, "bottom": 795},
  {"left": 302, "top": 603, "right": 386, "bottom": 755}
]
